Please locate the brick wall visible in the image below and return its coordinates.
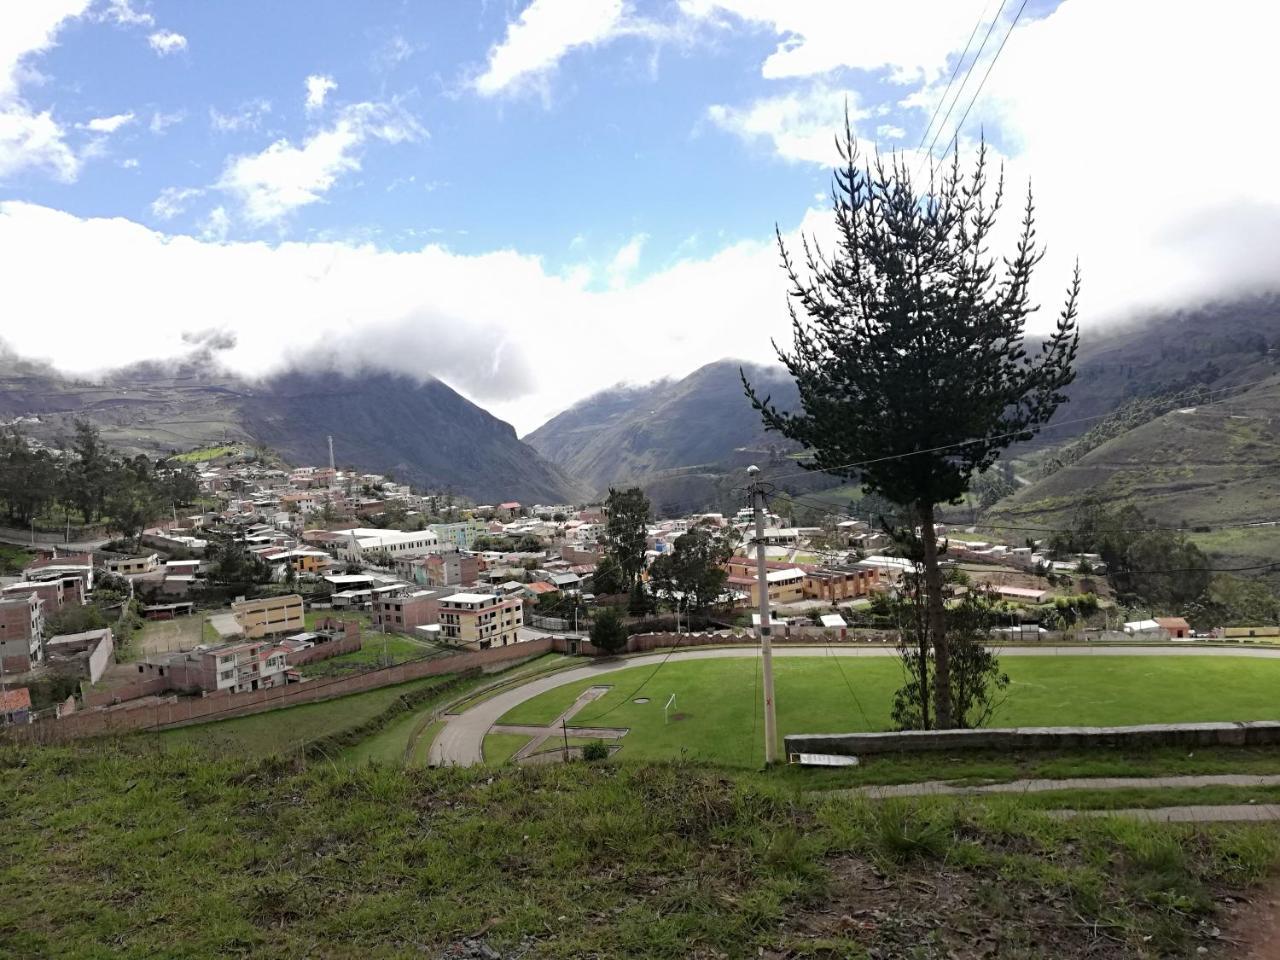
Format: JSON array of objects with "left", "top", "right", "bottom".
[
  {"left": 10, "top": 637, "right": 554, "bottom": 744},
  {"left": 286, "top": 632, "right": 363, "bottom": 666}
]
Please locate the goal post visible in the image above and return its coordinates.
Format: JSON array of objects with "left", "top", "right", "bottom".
[{"left": 664, "top": 693, "right": 676, "bottom": 724}]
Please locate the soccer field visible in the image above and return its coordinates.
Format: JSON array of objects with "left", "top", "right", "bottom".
[{"left": 495, "top": 654, "right": 1280, "bottom": 767}]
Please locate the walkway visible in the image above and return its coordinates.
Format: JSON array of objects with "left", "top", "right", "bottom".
[
  {"left": 429, "top": 643, "right": 1280, "bottom": 767},
  {"left": 838, "top": 773, "right": 1280, "bottom": 800}
]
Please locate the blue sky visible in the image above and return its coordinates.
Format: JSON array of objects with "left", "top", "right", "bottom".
[{"left": 1, "top": 1, "right": 1277, "bottom": 432}]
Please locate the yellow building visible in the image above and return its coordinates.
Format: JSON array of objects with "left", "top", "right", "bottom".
[
  {"left": 231, "top": 594, "right": 305, "bottom": 639},
  {"left": 437, "top": 592, "right": 523, "bottom": 650}
]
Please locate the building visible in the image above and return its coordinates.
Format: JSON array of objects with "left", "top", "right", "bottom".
[
  {"left": 802, "top": 567, "right": 879, "bottom": 603},
  {"left": 1, "top": 579, "right": 67, "bottom": 617},
  {"left": 153, "top": 639, "right": 289, "bottom": 693},
  {"left": 231, "top": 594, "right": 305, "bottom": 639},
  {"left": 1154, "top": 616, "right": 1192, "bottom": 639},
  {"left": 23, "top": 552, "right": 95, "bottom": 591},
  {"left": 395, "top": 551, "right": 479, "bottom": 588},
  {"left": 724, "top": 567, "right": 807, "bottom": 607},
  {"left": 44, "top": 628, "right": 115, "bottom": 684},
  {"left": 0, "top": 593, "right": 44, "bottom": 673},
  {"left": 429, "top": 519, "right": 489, "bottom": 550},
  {"left": 105, "top": 554, "right": 161, "bottom": 576},
  {"left": 0, "top": 687, "right": 32, "bottom": 725},
  {"left": 1221, "top": 625, "right": 1280, "bottom": 639},
  {"left": 334, "top": 528, "right": 441, "bottom": 562},
  {"left": 373, "top": 589, "right": 451, "bottom": 632},
  {"left": 437, "top": 592, "right": 523, "bottom": 650}
]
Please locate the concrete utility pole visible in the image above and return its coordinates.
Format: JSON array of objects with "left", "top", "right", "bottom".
[{"left": 748, "top": 465, "right": 778, "bottom": 764}]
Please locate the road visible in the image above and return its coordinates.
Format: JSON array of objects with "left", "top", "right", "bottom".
[{"left": 429, "top": 643, "right": 1280, "bottom": 767}]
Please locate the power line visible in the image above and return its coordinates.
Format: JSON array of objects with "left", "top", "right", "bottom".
[
  {"left": 574, "top": 629, "right": 692, "bottom": 725},
  {"left": 913, "top": 0, "right": 998, "bottom": 160},
  {"left": 942, "top": 0, "right": 1033, "bottom": 159},
  {"left": 761, "top": 374, "right": 1280, "bottom": 483},
  {"left": 916, "top": 0, "right": 1011, "bottom": 177}
]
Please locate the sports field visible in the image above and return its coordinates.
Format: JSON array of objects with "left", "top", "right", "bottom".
[{"left": 494, "top": 654, "right": 1280, "bottom": 767}]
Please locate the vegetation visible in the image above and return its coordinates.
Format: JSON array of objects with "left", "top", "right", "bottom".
[
  {"left": 600, "top": 486, "right": 650, "bottom": 591},
  {"left": 500, "top": 655, "right": 1280, "bottom": 767},
  {"left": 647, "top": 519, "right": 735, "bottom": 616},
  {"left": 482, "top": 732, "right": 533, "bottom": 765},
  {"left": 588, "top": 606, "right": 628, "bottom": 654},
  {"left": 297, "top": 633, "right": 439, "bottom": 677},
  {"left": 2, "top": 744, "right": 1277, "bottom": 958},
  {"left": 155, "top": 676, "right": 452, "bottom": 758},
  {"left": 745, "top": 134, "right": 1080, "bottom": 728},
  {"left": 0, "top": 421, "right": 199, "bottom": 539},
  {"left": 0, "top": 543, "right": 33, "bottom": 575}
]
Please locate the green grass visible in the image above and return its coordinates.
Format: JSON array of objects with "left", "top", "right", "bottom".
[
  {"left": 3, "top": 746, "right": 1278, "bottom": 958},
  {"left": 169, "top": 445, "right": 240, "bottom": 463},
  {"left": 483, "top": 733, "right": 534, "bottom": 765},
  {"left": 0, "top": 543, "right": 33, "bottom": 576},
  {"left": 499, "top": 655, "right": 1280, "bottom": 768},
  {"left": 154, "top": 676, "right": 449, "bottom": 758},
  {"left": 298, "top": 631, "right": 437, "bottom": 678}
]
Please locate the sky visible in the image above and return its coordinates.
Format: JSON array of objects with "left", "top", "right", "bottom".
[{"left": 1, "top": 0, "right": 1278, "bottom": 434}]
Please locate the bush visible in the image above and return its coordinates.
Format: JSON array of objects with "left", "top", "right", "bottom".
[
  {"left": 589, "top": 607, "right": 628, "bottom": 655},
  {"left": 581, "top": 740, "right": 609, "bottom": 762}
]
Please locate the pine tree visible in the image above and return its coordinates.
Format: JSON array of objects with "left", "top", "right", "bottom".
[{"left": 745, "top": 127, "right": 1080, "bottom": 728}]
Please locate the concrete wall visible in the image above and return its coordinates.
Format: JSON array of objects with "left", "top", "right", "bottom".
[
  {"left": 10, "top": 636, "right": 554, "bottom": 744},
  {"left": 286, "top": 632, "right": 363, "bottom": 666},
  {"left": 784, "top": 721, "right": 1280, "bottom": 758}
]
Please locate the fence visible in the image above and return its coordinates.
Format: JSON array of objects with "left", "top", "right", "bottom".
[{"left": 8, "top": 637, "right": 554, "bottom": 744}]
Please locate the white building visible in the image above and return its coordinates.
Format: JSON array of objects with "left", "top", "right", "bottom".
[{"left": 334, "top": 528, "right": 441, "bottom": 562}]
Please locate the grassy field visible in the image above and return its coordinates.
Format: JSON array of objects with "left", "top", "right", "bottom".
[
  {"left": 482, "top": 732, "right": 533, "bottom": 765},
  {"left": 154, "top": 676, "right": 451, "bottom": 758},
  {"left": 169, "top": 445, "right": 241, "bottom": 463},
  {"left": 3, "top": 744, "right": 1278, "bottom": 958},
  {"left": 0, "top": 543, "right": 33, "bottom": 575},
  {"left": 298, "top": 632, "right": 440, "bottom": 678},
  {"left": 499, "top": 655, "right": 1280, "bottom": 767}
]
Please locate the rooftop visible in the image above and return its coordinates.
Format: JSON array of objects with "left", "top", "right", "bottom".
[{"left": 441, "top": 592, "right": 499, "bottom": 604}]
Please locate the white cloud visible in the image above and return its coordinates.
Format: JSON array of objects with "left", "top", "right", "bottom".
[
  {"left": 120, "top": 157, "right": 139, "bottom": 169},
  {"left": 0, "top": 1, "right": 92, "bottom": 182},
  {"left": 0, "top": 200, "right": 832, "bottom": 432},
  {"left": 210, "top": 99, "right": 271, "bottom": 133},
  {"left": 149, "top": 109, "right": 184, "bottom": 133},
  {"left": 607, "top": 233, "right": 647, "bottom": 288},
  {"left": 100, "top": 0, "right": 153, "bottom": 27},
  {"left": 304, "top": 74, "right": 337, "bottom": 112},
  {"left": 473, "top": 0, "right": 627, "bottom": 97},
  {"left": 80, "top": 112, "right": 135, "bottom": 134},
  {"left": 150, "top": 185, "right": 204, "bottom": 220},
  {"left": 200, "top": 205, "right": 230, "bottom": 242},
  {"left": 147, "top": 30, "right": 187, "bottom": 55},
  {"left": 216, "top": 102, "right": 423, "bottom": 226},
  {"left": 679, "top": 0, "right": 987, "bottom": 83},
  {"left": 876, "top": 124, "right": 906, "bottom": 140},
  {"left": 708, "top": 82, "right": 867, "bottom": 164}
]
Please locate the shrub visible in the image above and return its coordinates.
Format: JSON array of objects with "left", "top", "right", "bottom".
[{"left": 581, "top": 740, "right": 609, "bottom": 762}]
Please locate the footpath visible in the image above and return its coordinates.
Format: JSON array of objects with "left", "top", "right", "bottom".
[{"left": 831, "top": 772, "right": 1280, "bottom": 822}]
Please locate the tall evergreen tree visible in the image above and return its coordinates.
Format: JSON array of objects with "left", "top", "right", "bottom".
[
  {"left": 601, "top": 487, "right": 651, "bottom": 590},
  {"left": 745, "top": 129, "right": 1080, "bottom": 728}
]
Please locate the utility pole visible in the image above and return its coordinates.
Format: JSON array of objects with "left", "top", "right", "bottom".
[
  {"left": 748, "top": 465, "right": 778, "bottom": 764},
  {"left": 328, "top": 435, "right": 335, "bottom": 473}
]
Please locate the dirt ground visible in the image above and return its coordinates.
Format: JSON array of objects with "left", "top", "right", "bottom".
[
  {"left": 135, "top": 615, "right": 206, "bottom": 657},
  {"left": 1225, "top": 879, "right": 1280, "bottom": 959}
]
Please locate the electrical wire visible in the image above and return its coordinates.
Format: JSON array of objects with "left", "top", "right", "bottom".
[
  {"left": 574, "top": 629, "right": 692, "bottom": 725},
  {"left": 940, "top": 0, "right": 1033, "bottom": 160},
  {"left": 912, "top": 0, "right": 998, "bottom": 161}
]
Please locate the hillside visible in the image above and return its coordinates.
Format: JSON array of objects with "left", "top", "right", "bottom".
[
  {"left": 990, "top": 295, "right": 1280, "bottom": 577},
  {"left": 525, "top": 359, "right": 804, "bottom": 505},
  {"left": 0, "top": 355, "right": 586, "bottom": 504}
]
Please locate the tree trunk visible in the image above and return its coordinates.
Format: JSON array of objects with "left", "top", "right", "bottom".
[{"left": 918, "top": 501, "right": 952, "bottom": 728}]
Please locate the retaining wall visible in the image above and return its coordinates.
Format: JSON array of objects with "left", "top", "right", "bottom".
[
  {"left": 785, "top": 721, "right": 1280, "bottom": 757},
  {"left": 8, "top": 637, "right": 554, "bottom": 744}
]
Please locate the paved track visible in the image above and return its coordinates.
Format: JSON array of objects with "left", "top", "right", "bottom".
[{"left": 429, "top": 643, "right": 1280, "bottom": 767}]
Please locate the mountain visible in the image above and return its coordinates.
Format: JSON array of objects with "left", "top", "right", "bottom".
[
  {"left": 989, "top": 294, "right": 1280, "bottom": 579},
  {"left": 524, "top": 359, "right": 806, "bottom": 509},
  {"left": 0, "top": 354, "right": 586, "bottom": 505}
]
